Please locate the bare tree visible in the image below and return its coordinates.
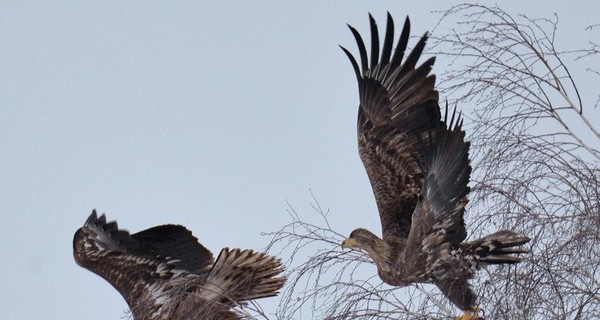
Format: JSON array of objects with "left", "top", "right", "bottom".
[
  {"left": 267, "top": 4, "right": 599, "bottom": 319},
  {"left": 430, "top": 4, "right": 600, "bottom": 319}
]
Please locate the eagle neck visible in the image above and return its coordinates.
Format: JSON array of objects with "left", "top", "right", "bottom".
[{"left": 364, "top": 236, "right": 394, "bottom": 273}]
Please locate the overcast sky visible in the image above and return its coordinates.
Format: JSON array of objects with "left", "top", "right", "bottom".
[{"left": 1, "top": 1, "right": 597, "bottom": 319}]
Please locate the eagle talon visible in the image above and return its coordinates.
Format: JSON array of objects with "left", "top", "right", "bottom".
[
  {"left": 455, "top": 313, "right": 477, "bottom": 320},
  {"left": 455, "top": 306, "right": 482, "bottom": 320}
]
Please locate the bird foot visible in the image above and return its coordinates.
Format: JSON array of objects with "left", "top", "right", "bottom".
[
  {"left": 455, "top": 312, "right": 477, "bottom": 320},
  {"left": 455, "top": 307, "right": 482, "bottom": 320}
]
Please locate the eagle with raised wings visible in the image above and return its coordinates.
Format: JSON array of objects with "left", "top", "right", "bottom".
[
  {"left": 73, "top": 211, "right": 286, "bottom": 320},
  {"left": 339, "top": 14, "right": 530, "bottom": 320}
]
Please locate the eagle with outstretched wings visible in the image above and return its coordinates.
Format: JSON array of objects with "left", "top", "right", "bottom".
[
  {"left": 339, "top": 13, "right": 530, "bottom": 320},
  {"left": 73, "top": 211, "right": 286, "bottom": 320}
]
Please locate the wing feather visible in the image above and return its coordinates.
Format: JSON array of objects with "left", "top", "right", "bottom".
[
  {"left": 132, "top": 224, "right": 214, "bottom": 274},
  {"left": 73, "top": 211, "right": 215, "bottom": 307},
  {"left": 405, "top": 109, "right": 471, "bottom": 271},
  {"left": 368, "top": 14, "right": 380, "bottom": 69},
  {"left": 343, "top": 14, "right": 441, "bottom": 239}
]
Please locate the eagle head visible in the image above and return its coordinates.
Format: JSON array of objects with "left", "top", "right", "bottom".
[
  {"left": 341, "top": 228, "right": 394, "bottom": 270},
  {"left": 341, "top": 228, "right": 382, "bottom": 250}
]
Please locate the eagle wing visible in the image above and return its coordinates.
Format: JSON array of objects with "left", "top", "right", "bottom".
[
  {"left": 341, "top": 13, "right": 441, "bottom": 240},
  {"left": 404, "top": 109, "right": 471, "bottom": 274},
  {"left": 74, "top": 211, "right": 286, "bottom": 319},
  {"left": 73, "top": 211, "right": 215, "bottom": 305}
]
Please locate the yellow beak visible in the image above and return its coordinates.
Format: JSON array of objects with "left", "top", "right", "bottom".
[{"left": 341, "top": 238, "right": 357, "bottom": 249}]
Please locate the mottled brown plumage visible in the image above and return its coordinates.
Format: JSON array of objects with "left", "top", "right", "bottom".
[
  {"left": 73, "top": 211, "right": 286, "bottom": 320},
  {"left": 340, "top": 14, "right": 530, "bottom": 319}
]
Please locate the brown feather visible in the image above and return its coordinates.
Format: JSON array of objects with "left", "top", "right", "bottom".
[{"left": 73, "top": 210, "right": 286, "bottom": 320}]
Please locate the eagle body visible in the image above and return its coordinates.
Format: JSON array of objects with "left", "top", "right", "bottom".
[
  {"left": 340, "top": 14, "right": 530, "bottom": 317},
  {"left": 74, "top": 211, "right": 286, "bottom": 320}
]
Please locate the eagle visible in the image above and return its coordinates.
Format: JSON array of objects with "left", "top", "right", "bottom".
[
  {"left": 73, "top": 210, "right": 286, "bottom": 320},
  {"left": 339, "top": 13, "right": 530, "bottom": 320}
]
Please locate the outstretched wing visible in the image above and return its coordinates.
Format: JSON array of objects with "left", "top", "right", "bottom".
[
  {"left": 404, "top": 108, "right": 471, "bottom": 273},
  {"left": 73, "top": 210, "right": 215, "bottom": 305},
  {"left": 199, "top": 248, "right": 286, "bottom": 303},
  {"left": 341, "top": 13, "right": 442, "bottom": 240}
]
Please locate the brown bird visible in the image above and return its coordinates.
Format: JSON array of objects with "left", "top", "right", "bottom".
[
  {"left": 73, "top": 210, "right": 286, "bottom": 320},
  {"left": 339, "top": 13, "right": 530, "bottom": 320}
]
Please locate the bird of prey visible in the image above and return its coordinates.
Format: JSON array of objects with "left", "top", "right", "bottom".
[
  {"left": 339, "top": 13, "right": 530, "bottom": 320},
  {"left": 73, "top": 210, "right": 286, "bottom": 320}
]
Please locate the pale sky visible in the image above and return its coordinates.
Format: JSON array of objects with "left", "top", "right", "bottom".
[{"left": 0, "top": 1, "right": 597, "bottom": 319}]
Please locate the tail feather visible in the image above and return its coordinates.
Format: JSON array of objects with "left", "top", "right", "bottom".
[
  {"left": 202, "top": 248, "right": 286, "bottom": 303},
  {"left": 463, "top": 230, "right": 530, "bottom": 265}
]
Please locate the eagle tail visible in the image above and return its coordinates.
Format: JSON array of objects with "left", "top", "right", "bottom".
[
  {"left": 205, "top": 248, "right": 287, "bottom": 302},
  {"left": 464, "top": 230, "right": 531, "bottom": 264}
]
